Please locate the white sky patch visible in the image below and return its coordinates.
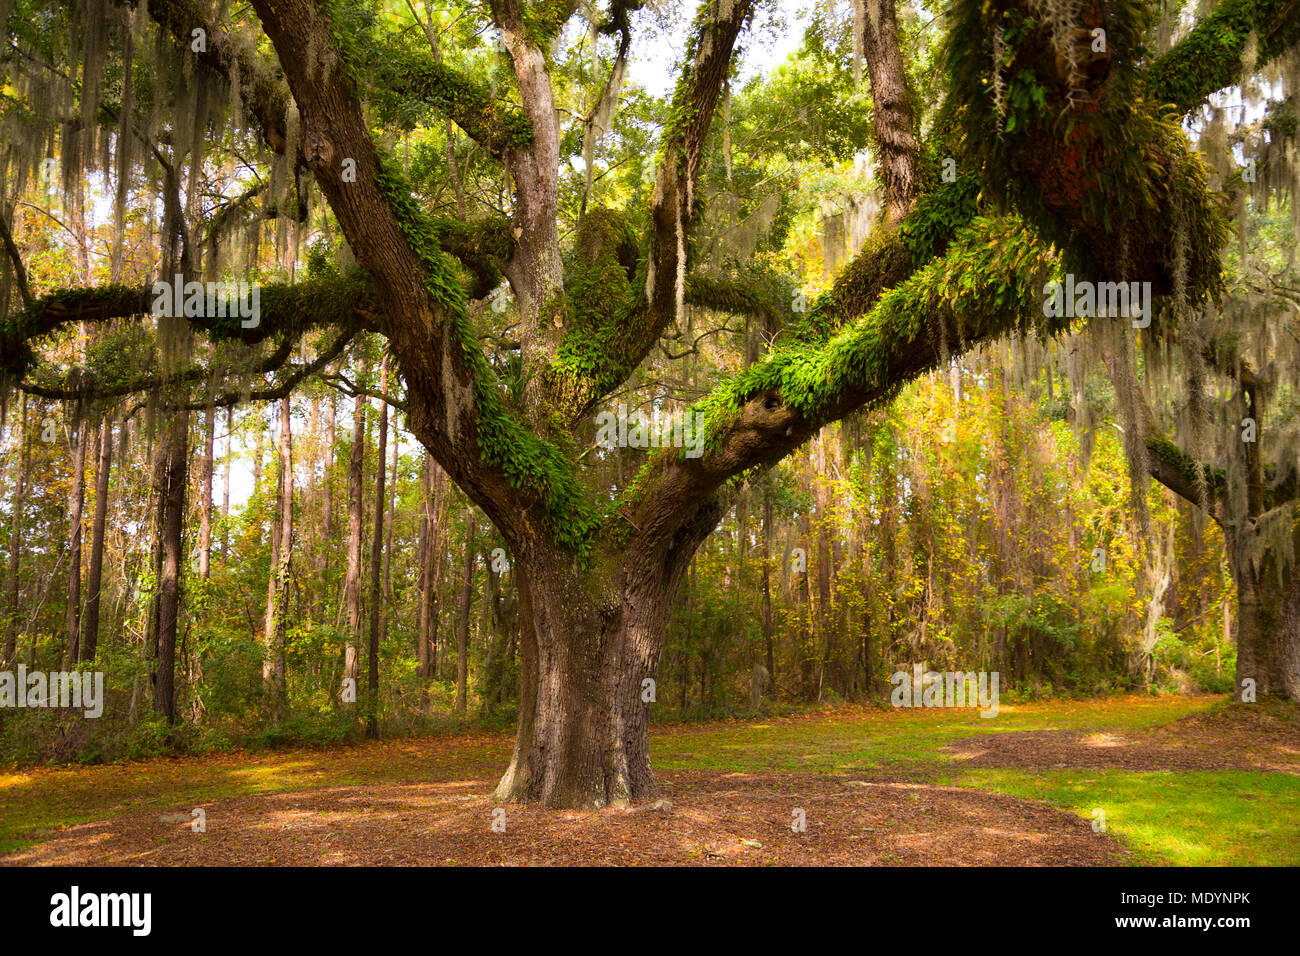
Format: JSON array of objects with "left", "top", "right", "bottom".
[{"left": 626, "top": 0, "right": 810, "bottom": 98}]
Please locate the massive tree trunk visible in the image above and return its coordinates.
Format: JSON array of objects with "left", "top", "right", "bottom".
[
  {"left": 495, "top": 497, "right": 722, "bottom": 807},
  {"left": 81, "top": 414, "right": 114, "bottom": 662}
]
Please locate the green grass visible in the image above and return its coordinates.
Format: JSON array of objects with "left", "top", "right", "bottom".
[
  {"left": 951, "top": 768, "right": 1300, "bottom": 866},
  {"left": 652, "top": 694, "right": 1216, "bottom": 775},
  {"left": 651, "top": 694, "right": 1299, "bottom": 864}
]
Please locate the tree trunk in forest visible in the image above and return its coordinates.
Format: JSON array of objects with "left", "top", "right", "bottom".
[
  {"left": 262, "top": 396, "right": 292, "bottom": 715},
  {"left": 264, "top": 415, "right": 283, "bottom": 684},
  {"left": 814, "top": 439, "right": 834, "bottom": 700},
  {"left": 416, "top": 455, "right": 446, "bottom": 680},
  {"left": 252, "top": 413, "right": 264, "bottom": 496},
  {"left": 366, "top": 361, "right": 388, "bottom": 739},
  {"left": 220, "top": 407, "right": 232, "bottom": 563},
  {"left": 381, "top": 399, "right": 398, "bottom": 645},
  {"left": 1227, "top": 520, "right": 1300, "bottom": 701},
  {"left": 799, "top": 458, "right": 816, "bottom": 699},
  {"left": 82, "top": 415, "right": 114, "bottom": 662},
  {"left": 3, "top": 398, "right": 28, "bottom": 666},
  {"left": 384, "top": 411, "right": 398, "bottom": 603},
  {"left": 680, "top": 567, "right": 691, "bottom": 715},
  {"left": 454, "top": 507, "right": 475, "bottom": 715},
  {"left": 761, "top": 478, "right": 775, "bottom": 696},
  {"left": 198, "top": 402, "right": 215, "bottom": 579},
  {"left": 152, "top": 411, "right": 189, "bottom": 724},
  {"left": 243, "top": 0, "right": 816, "bottom": 807},
  {"left": 1139, "top": 389, "right": 1300, "bottom": 702},
  {"left": 320, "top": 392, "right": 336, "bottom": 620},
  {"left": 342, "top": 388, "right": 366, "bottom": 701},
  {"left": 66, "top": 411, "right": 86, "bottom": 665},
  {"left": 856, "top": 512, "right": 874, "bottom": 694},
  {"left": 858, "top": 0, "right": 920, "bottom": 220},
  {"left": 480, "top": 546, "right": 507, "bottom": 712}
]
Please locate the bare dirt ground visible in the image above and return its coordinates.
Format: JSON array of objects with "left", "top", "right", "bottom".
[
  {"left": 0, "top": 770, "right": 1131, "bottom": 866},
  {"left": 943, "top": 703, "right": 1300, "bottom": 774}
]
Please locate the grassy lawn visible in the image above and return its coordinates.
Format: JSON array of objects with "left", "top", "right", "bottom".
[
  {"left": 951, "top": 768, "right": 1299, "bottom": 866},
  {"left": 651, "top": 694, "right": 1214, "bottom": 774},
  {"left": 2, "top": 694, "right": 1296, "bottom": 863}
]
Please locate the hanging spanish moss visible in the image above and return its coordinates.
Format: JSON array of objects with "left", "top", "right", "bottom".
[
  {"left": 110, "top": 4, "right": 141, "bottom": 280},
  {"left": 1026, "top": 0, "right": 1085, "bottom": 108}
]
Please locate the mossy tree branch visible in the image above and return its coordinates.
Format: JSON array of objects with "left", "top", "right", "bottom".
[
  {"left": 372, "top": 49, "right": 534, "bottom": 160},
  {"left": 2, "top": 274, "right": 378, "bottom": 401},
  {"left": 544, "top": 0, "right": 758, "bottom": 425},
  {"left": 1143, "top": 0, "right": 1300, "bottom": 114}
]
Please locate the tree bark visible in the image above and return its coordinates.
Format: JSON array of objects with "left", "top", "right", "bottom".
[
  {"left": 494, "top": 501, "right": 720, "bottom": 807},
  {"left": 198, "top": 401, "right": 215, "bottom": 579},
  {"left": 417, "top": 454, "right": 447, "bottom": 680},
  {"left": 1227, "top": 520, "right": 1300, "bottom": 701},
  {"left": 262, "top": 396, "right": 292, "bottom": 716},
  {"left": 814, "top": 438, "right": 834, "bottom": 700},
  {"left": 65, "top": 410, "right": 87, "bottom": 664},
  {"left": 454, "top": 506, "right": 475, "bottom": 714},
  {"left": 220, "top": 407, "right": 232, "bottom": 563},
  {"left": 382, "top": 396, "right": 398, "bottom": 635},
  {"left": 152, "top": 410, "right": 189, "bottom": 724},
  {"left": 3, "top": 397, "right": 28, "bottom": 665},
  {"left": 761, "top": 476, "right": 775, "bottom": 695},
  {"left": 81, "top": 414, "right": 114, "bottom": 662},
  {"left": 342, "top": 386, "right": 366, "bottom": 700},
  {"left": 366, "top": 359, "right": 389, "bottom": 738},
  {"left": 320, "top": 392, "right": 336, "bottom": 619},
  {"left": 858, "top": 0, "right": 920, "bottom": 219}
]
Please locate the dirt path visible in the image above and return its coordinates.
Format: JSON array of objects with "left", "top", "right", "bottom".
[{"left": 0, "top": 770, "right": 1131, "bottom": 866}]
